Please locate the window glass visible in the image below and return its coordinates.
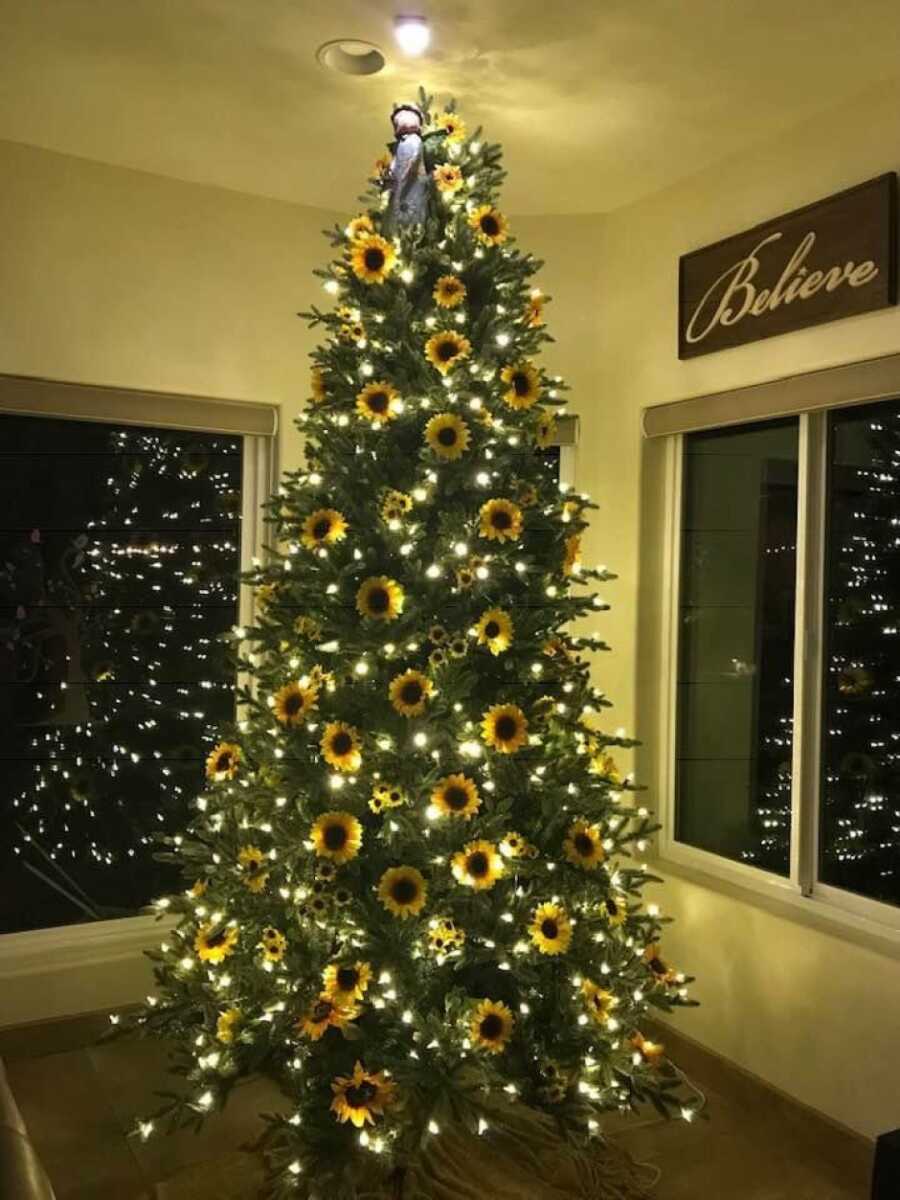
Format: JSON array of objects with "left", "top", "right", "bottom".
[
  {"left": 821, "top": 400, "right": 900, "bottom": 908},
  {"left": 675, "top": 419, "right": 799, "bottom": 874},
  {"left": 0, "top": 416, "right": 242, "bottom": 932}
]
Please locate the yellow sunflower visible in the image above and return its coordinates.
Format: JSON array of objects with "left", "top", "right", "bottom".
[
  {"left": 425, "top": 412, "right": 471, "bottom": 461},
  {"left": 378, "top": 866, "right": 428, "bottom": 919},
  {"left": 260, "top": 926, "right": 287, "bottom": 963},
  {"left": 373, "top": 152, "right": 392, "bottom": 176},
  {"left": 529, "top": 902, "right": 572, "bottom": 956},
  {"left": 500, "top": 361, "right": 542, "bottom": 410},
  {"left": 356, "top": 576, "right": 405, "bottom": 621},
  {"left": 273, "top": 680, "right": 319, "bottom": 727},
  {"left": 563, "top": 819, "right": 606, "bottom": 870},
  {"left": 499, "top": 830, "right": 526, "bottom": 858},
  {"left": 294, "top": 615, "right": 321, "bottom": 641},
  {"left": 237, "top": 844, "right": 269, "bottom": 893},
  {"left": 301, "top": 508, "right": 348, "bottom": 550},
  {"left": 482, "top": 704, "right": 529, "bottom": 754},
  {"left": 425, "top": 329, "right": 472, "bottom": 375},
  {"left": 468, "top": 204, "right": 509, "bottom": 246},
  {"left": 205, "top": 741, "right": 241, "bottom": 782},
  {"left": 475, "top": 607, "right": 514, "bottom": 655},
  {"left": 356, "top": 380, "right": 400, "bottom": 425},
  {"left": 452, "top": 840, "right": 504, "bottom": 891},
  {"left": 434, "top": 163, "right": 464, "bottom": 193},
  {"left": 323, "top": 960, "right": 372, "bottom": 1005},
  {"left": 350, "top": 234, "right": 396, "bottom": 285},
  {"left": 216, "top": 1007, "right": 241, "bottom": 1044},
  {"left": 320, "top": 722, "right": 363, "bottom": 773},
  {"left": 631, "top": 1032, "right": 665, "bottom": 1066},
  {"left": 581, "top": 980, "right": 618, "bottom": 1026},
  {"left": 643, "top": 944, "right": 677, "bottom": 986},
  {"left": 525, "top": 293, "right": 546, "bottom": 327},
  {"left": 590, "top": 751, "right": 622, "bottom": 783},
  {"left": 369, "top": 781, "right": 406, "bottom": 813},
  {"left": 437, "top": 111, "right": 467, "bottom": 143},
  {"left": 298, "top": 993, "right": 359, "bottom": 1041},
  {"left": 331, "top": 1061, "right": 396, "bottom": 1128},
  {"left": 311, "top": 811, "right": 363, "bottom": 865},
  {"left": 347, "top": 214, "right": 374, "bottom": 241},
  {"left": 381, "top": 489, "right": 413, "bottom": 522},
  {"left": 194, "top": 922, "right": 238, "bottom": 963},
  {"left": 433, "top": 274, "right": 467, "bottom": 308},
  {"left": 535, "top": 410, "right": 557, "bottom": 449},
  {"left": 479, "top": 498, "right": 523, "bottom": 542},
  {"left": 427, "top": 917, "right": 465, "bottom": 955},
  {"left": 562, "top": 534, "right": 582, "bottom": 577},
  {"left": 310, "top": 367, "right": 327, "bottom": 404},
  {"left": 600, "top": 893, "right": 628, "bottom": 926},
  {"left": 432, "top": 773, "right": 481, "bottom": 819},
  {"left": 469, "top": 999, "right": 514, "bottom": 1054},
  {"left": 388, "top": 669, "right": 433, "bottom": 717}
]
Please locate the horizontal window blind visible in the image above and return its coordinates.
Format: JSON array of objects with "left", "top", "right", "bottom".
[
  {"left": 0, "top": 373, "right": 278, "bottom": 438},
  {"left": 642, "top": 351, "right": 900, "bottom": 438}
]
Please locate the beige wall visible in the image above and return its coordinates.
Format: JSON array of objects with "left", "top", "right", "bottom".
[{"left": 578, "top": 77, "right": 900, "bottom": 1140}]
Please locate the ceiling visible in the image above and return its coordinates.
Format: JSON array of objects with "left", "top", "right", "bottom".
[{"left": 1, "top": 0, "right": 899, "bottom": 216}]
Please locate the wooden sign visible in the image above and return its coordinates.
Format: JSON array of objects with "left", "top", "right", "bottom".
[{"left": 678, "top": 174, "right": 897, "bottom": 358}]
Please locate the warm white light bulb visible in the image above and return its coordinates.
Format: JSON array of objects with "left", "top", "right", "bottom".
[{"left": 394, "top": 15, "right": 430, "bottom": 56}]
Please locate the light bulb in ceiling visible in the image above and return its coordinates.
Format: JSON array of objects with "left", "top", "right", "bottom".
[{"left": 394, "top": 15, "right": 430, "bottom": 56}]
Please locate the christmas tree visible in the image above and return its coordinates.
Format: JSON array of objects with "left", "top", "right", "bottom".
[
  {"left": 131, "top": 93, "right": 698, "bottom": 1197},
  {"left": 8, "top": 422, "right": 241, "bottom": 927}
]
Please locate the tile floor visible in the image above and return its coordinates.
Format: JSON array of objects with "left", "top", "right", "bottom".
[{"left": 1, "top": 1012, "right": 873, "bottom": 1199}]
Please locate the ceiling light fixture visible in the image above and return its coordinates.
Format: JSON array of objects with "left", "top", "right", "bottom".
[
  {"left": 317, "top": 39, "right": 386, "bottom": 76},
  {"left": 394, "top": 15, "right": 430, "bottom": 56}
]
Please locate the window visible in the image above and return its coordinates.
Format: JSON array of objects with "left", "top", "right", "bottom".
[
  {"left": 1, "top": 414, "right": 245, "bottom": 934},
  {"left": 666, "top": 398, "right": 900, "bottom": 931}
]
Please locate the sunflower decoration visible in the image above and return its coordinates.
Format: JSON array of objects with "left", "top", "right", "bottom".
[
  {"left": 631, "top": 1032, "right": 665, "bottom": 1067},
  {"left": 517, "top": 481, "right": 539, "bottom": 508},
  {"left": 524, "top": 292, "right": 546, "bottom": 327},
  {"left": 190, "top": 879, "right": 208, "bottom": 899},
  {"left": 500, "top": 361, "right": 542, "bottom": 410},
  {"left": 356, "top": 380, "right": 400, "bottom": 426},
  {"left": 428, "top": 624, "right": 448, "bottom": 645},
  {"left": 452, "top": 840, "right": 504, "bottom": 891},
  {"left": 294, "top": 615, "right": 322, "bottom": 641},
  {"left": 434, "top": 163, "right": 464, "bottom": 194},
  {"left": 300, "top": 507, "right": 348, "bottom": 551},
  {"left": 455, "top": 563, "right": 475, "bottom": 589},
  {"left": 448, "top": 636, "right": 468, "bottom": 658},
  {"left": 433, "top": 274, "right": 467, "bottom": 308},
  {"left": 323, "top": 961, "right": 372, "bottom": 1006},
  {"left": 432, "top": 773, "right": 481, "bottom": 819},
  {"left": 562, "top": 534, "right": 582, "bottom": 577},
  {"left": 372, "top": 152, "right": 392, "bottom": 178},
  {"left": 563, "top": 819, "right": 606, "bottom": 871},
  {"left": 600, "top": 892, "right": 628, "bottom": 926},
  {"left": 216, "top": 1008, "right": 241, "bottom": 1044},
  {"left": 469, "top": 999, "right": 514, "bottom": 1054},
  {"left": 529, "top": 902, "right": 572, "bottom": 956},
  {"left": 475, "top": 607, "right": 514, "bottom": 656},
  {"left": 427, "top": 917, "right": 466, "bottom": 956},
  {"left": 425, "top": 412, "right": 471, "bottom": 461},
  {"left": 378, "top": 866, "right": 428, "bottom": 919},
  {"left": 479, "top": 498, "right": 523, "bottom": 543},
  {"left": 310, "top": 367, "right": 327, "bottom": 404},
  {"left": 482, "top": 703, "right": 529, "bottom": 754},
  {"left": 298, "top": 993, "right": 359, "bottom": 1041},
  {"left": 311, "top": 811, "right": 363, "bottom": 865},
  {"left": 643, "top": 943, "right": 678, "bottom": 987},
  {"left": 499, "top": 830, "right": 527, "bottom": 858},
  {"left": 468, "top": 204, "right": 509, "bottom": 247},
  {"left": 350, "top": 233, "right": 396, "bottom": 285},
  {"left": 369, "top": 781, "right": 406, "bottom": 813},
  {"left": 346, "top": 213, "right": 375, "bottom": 241},
  {"left": 195, "top": 923, "right": 239, "bottom": 963},
  {"left": 425, "top": 329, "right": 472, "bottom": 375},
  {"left": 581, "top": 980, "right": 618, "bottom": 1027},
  {"left": 260, "top": 926, "right": 287, "bottom": 963},
  {"left": 435, "top": 110, "right": 467, "bottom": 143},
  {"left": 205, "top": 741, "right": 241, "bottom": 782},
  {"left": 590, "top": 750, "right": 621, "bottom": 783},
  {"left": 381, "top": 489, "right": 413, "bottom": 523},
  {"left": 237, "top": 844, "right": 270, "bottom": 893},
  {"left": 273, "top": 680, "right": 319, "bottom": 727},
  {"left": 428, "top": 647, "right": 448, "bottom": 670},
  {"left": 356, "top": 576, "right": 405, "bottom": 621},
  {"left": 535, "top": 410, "right": 557, "bottom": 449},
  {"left": 330, "top": 1061, "right": 396, "bottom": 1129},
  {"left": 254, "top": 583, "right": 277, "bottom": 611},
  {"left": 320, "top": 722, "right": 363, "bottom": 773},
  {"left": 389, "top": 669, "right": 433, "bottom": 718}
]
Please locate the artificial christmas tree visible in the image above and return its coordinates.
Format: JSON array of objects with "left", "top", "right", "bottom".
[{"left": 130, "top": 93, "right": 698, "bottom": 1198}]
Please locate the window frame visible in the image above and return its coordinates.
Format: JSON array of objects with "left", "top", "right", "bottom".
[
  {"left": 0, "top": 376, "right": 276, "bottom": 1025},
  {"left": 658, "top": 411, "right": 900, "bottom": 944}
]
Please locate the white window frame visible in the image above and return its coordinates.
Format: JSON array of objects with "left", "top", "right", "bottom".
[
  {"left": 0, "top": 376, "right": 277, "bottom": 1026},
  {"left": 657, "top": 411, "right": 900, "bottom": 946}
]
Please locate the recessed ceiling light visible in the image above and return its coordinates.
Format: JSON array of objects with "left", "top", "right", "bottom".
[
  {"left": 394, "top": 15, "right": 430, "bottom": 56},
  {"left": 316, "top": 39, "right": 386, "bottom": 76}
]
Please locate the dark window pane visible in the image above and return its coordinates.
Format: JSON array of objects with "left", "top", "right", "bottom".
[
  {"left": 821, "top": 400, "right": 900, "bottom": 908},
  {"left": 0, "top": 416, "right": 242, "bottom": 932},
  {"left": 675, "top": 419, "right": 799, "bottom": 874}
]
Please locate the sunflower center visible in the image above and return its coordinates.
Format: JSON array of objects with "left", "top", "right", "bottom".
[
  {"left": 491, "top": 509, "right": 512, "bottom": 530},
  {"left": 389, "top": 790, "right": 401, "bottom": 803},
  {"left": 649, "top": 957, "right": 666, "bottom": 975},
  {"left": 330, "top": 731, "right": 353, "bottom": 756},
  {"left": 437, "top": 339, "right": 458, "bottom": 362},
  {"left": 313, "top": 518, "right": 331, "bottom": 539},
  {"left": 541, "top": 918, "right": 559, "bottom": 940},
  {"left": 367, "top": 391, "right": 389, "bottom": 413},
  {"left": 574, "top": 832, "right": 594, "bottom": 857},
  {"left": 437, "top": 426, "right": 458, "bottom": 446},
  {"left": 391, "top": 877, "right": 418, "bottom": 904},
  {"left": 480, "top": 215, "right": 499, "bottom": 236},
  {"left": 336, "top": 966, "right": 359, "bottom": 991},
  {"left": 216, "top": 752, "right": 233, "bottom": 771},
  {"left": 606, "top": 898, "right": 619, "bottom": 916},
  {"left": 484, "top": 621, "right": 500, "bottom": 639},
  {"left": 468, "top": 851, "right": 489, "bottom": 877},
  {"left": 367, "top": 587, "right": 390, "bottom": 613},
  {"left": 400, "top": 680, "right": 424, "bottom": 705},
  {"left": 495, "top": 715, "right": 518, "bottom": 741},
  {"left": 479, "top": 1013, "right": 504, "bottom": 1040},
  {"left": 513, "top": 372, "right": 530, "bottom": 396},
  {"left": 312, "top": 1000, "right": 333, "bottom": 1021},
  {"left": 364, "top": 247, "right": 385, "bottom": 271},
  {"left": 283, "top": 693, "right": 303, "bottom": 716},
  {"left": 206, "top": 928, "right": 228, "bottom": 948},
  {"left": 324, "top": 823, "right": 348, "bottom": 851},
  {"left": 445, "top": 786, "right": 469, "bottom": 811},
  {"left": 345, "top": 1082, "right": 377, "bottom": 1107}
]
